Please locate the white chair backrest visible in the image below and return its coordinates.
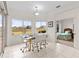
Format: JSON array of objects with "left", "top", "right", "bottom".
[
  {"left": 40, "top": 34, "right": 47, "bottom": 39},
  {"left": 33, "top": 34, "right": 48, "bottom": 43},
  {"left": 34, "top": 35, "right": 41, "bottom": 43}
]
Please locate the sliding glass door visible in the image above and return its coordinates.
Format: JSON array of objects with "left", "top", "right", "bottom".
[{"left": 0, "top": 14, "right": 3, "bottom": 55}]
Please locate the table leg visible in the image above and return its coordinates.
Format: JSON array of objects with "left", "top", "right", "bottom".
[{"left": 29, "top": 39, "right": 32, "bottom": 51}]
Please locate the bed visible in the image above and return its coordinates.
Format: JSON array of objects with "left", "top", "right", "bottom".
[{"left": 57, "top": 28, "right": 73, "bottom": 40}]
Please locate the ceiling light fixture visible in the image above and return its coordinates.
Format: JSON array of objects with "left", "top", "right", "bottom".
[
  {"left": 35, "top": 12, "right": 39, "bottom": 16},
  {"left": 34, "top": 6, "right": 39, "bottom": 16}
]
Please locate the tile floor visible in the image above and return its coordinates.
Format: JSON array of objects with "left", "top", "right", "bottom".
[
  {"left": 1, "top": 42, "right": 79, "bottom": 58},
  {"left": 57, "top": 40, "right": 73, "bottom": 47}
]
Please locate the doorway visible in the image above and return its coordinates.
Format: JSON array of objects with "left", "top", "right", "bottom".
[{"left": 56, "top": 18, "right": 74, "bottom": 47}]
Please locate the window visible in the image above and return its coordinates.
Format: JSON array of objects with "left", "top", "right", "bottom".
[
  {"left": 12, "top": 19, "right": 23, "bottom": 27},
  {"left": 12, "top": 19, "right": 23, "bottom": 35},
  {"left": 24, "top": 21, "right": 32, "bottom": 35},
  {"left": 36, "top": 21, "right": 47, "bottom": 33},
  {"left": 12, "top": 19, "right": 32, "bottom": 35}
]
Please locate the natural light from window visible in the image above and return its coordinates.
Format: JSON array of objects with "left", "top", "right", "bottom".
[
  {"left": 12, "top": 19, "right": 32, "bottom": 35},
  {"left": 36, "top": 21, "right": 47, "bottom": 33}
]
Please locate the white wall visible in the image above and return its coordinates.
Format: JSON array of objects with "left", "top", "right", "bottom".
[
  {"left": 47, "top": 20, "right": 56, "bottom": 49},
  {"left": 73, "top": 14, "right": 79, "bottom": 49},
  {"left": 63, "top": 19, "right": 73, "bottom": 30}
]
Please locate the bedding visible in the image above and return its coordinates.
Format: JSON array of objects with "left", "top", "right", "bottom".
[
  {"left": 57, "top": 28, "right": 73, "bottom": 40},
  {"left": 57, "top": 32, "right": 71, "bottom": 40}
]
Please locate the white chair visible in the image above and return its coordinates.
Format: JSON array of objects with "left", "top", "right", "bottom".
[
  {"left": 32, "top": 34, "right": 48, "bottom": 52},
  {"left": 20, "top": 35, "right": 30, "bottom": 53},
  {"left": 40, "top": 34, "right": 48, "bottom": 48},
  {"left": 32, "top": 35, "right": 41, "bottom": 52}
]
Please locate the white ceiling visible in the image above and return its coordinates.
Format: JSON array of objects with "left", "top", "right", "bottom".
[{"left": 6, "top": 1, "right": 79, "bottom": 20}]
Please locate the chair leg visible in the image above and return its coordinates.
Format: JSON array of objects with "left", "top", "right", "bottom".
[
  {"left": 37, "top": 44, "right": 39, "bottom": 52},
  {"left": 32, "top": 43, "right": 42, "bottom": 52},
  {"left": 20, "top": 48, "right": 25, "bottom": 53},
  {"left": 32, "top": 44, "right": 34, "bottom": 51},
  {"left": 44, "top": 44, "right": 46, "bottom": 48},
  {"left": 40, "top": 43, "right": 42, "bottom": 49},
  {"left": 32, "top": 46, "right": 34, "bottom": 52}
]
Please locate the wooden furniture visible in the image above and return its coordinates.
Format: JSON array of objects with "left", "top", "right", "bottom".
[{"left": 64, "top": 28, "right": 74, "bottom": 40}]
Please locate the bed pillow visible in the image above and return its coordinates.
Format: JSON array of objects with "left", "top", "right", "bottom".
[{"left": 65, "top": 31, "right": 70, "bottom": 34}]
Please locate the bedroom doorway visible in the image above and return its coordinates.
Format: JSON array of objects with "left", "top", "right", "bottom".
[{"left": 56, "top": 18, "right": 74, "bottom": 47}]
